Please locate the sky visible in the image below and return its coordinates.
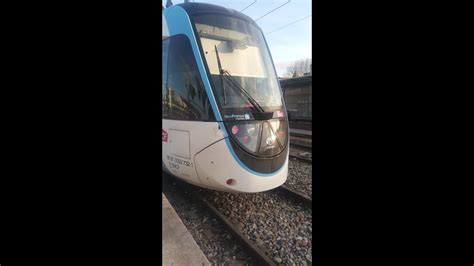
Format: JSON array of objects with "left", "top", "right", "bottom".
[{"left": 163, "top": 0, "right": 312, "bottom": 77}]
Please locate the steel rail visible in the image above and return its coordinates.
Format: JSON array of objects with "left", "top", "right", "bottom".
[
  {"left": 279, "top": 185, "right": 312, "bottom": 207},
  {"left": 289, "top": 153, "right": 312, "bottom": 164},
  {"left": 289, "top": 131, "right": 312, "bottom": 139},
  {"left": 194, "top": 193, "right": 276, "bottom": 266},
  {"left": 164, "top": 173, "right": 276, "bottom": 266},
  {"left": 290, "top": 142, "right": 312, "bottom": 151}
]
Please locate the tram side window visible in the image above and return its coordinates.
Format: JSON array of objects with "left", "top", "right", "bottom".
[
  {"left": 162, "top": 38, "right": 170, "bottom": 118},
  {"left": 166, "top": 34, "right": 214, "bottom": 121}
]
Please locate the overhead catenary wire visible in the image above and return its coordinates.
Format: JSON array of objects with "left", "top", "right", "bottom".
[
  {"left": 265, "top": 14, "right": 311, "bottom": 35},
  {"left": 254, "top": 0, "right": 290, "bottom": 22},
  {"left": 240, "top": 0, "right": 257, "bottom": 12}
]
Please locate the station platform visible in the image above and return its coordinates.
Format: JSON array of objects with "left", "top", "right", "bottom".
[{"left": 162, "top": 193, "right": 210, "bottom": 266}]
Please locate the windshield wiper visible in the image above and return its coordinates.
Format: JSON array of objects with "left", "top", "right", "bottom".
[
  {"left": 214, "top": 46, "right": 265, "bottom": 113},
  {"left": 214, "top": 45, "right": 227, "bottom": 105},
  {"left": 221, "top": 70, "right": 265, "bottom": 113}
]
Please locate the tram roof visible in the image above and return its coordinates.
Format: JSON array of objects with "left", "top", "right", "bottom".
[{"left": 174, "top": 2, "right": 259, "bottom": 28}]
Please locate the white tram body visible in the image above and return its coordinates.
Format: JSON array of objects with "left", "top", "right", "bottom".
[{"left": 162, "top": 3, "right": 289, "bottom": 193}]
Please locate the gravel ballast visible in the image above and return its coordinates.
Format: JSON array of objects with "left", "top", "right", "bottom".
[
  {"left": 285, "top": 155, "right": 312, "bottom": 198},
  {"left": 163, "top": 176, "right": 257, "bottom": 265},
  {"left": 198, "top": 188, "right": 313, "bottom": 265}
]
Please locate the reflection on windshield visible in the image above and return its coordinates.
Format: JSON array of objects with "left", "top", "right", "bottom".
[
  {"left": 200, "top": 33, "right": 266, "bottom": 78},
  {"left": 194, "top": 15, "right": 283, "bottom": 110}
]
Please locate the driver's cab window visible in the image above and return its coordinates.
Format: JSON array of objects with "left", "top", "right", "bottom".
[{"left": 164, "top": 34, "right": 214, "bottom": 121}]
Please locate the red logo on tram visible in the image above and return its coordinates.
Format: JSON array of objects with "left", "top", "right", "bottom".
[{"left": 162, "top": 129, "right": 168, "bottom": 142}]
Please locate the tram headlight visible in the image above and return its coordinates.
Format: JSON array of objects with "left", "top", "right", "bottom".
[
  {"left": 247, "top": 124, "right": 258, "bottom": 136},
  {"left": 226, "top": 122, "right": 261, "bottom": 153},
  {"left": 226, "top": 119, "right": 287, "bottom": 156},
  {"left": 231, "top": 125, "right": 239, "bottom": 135},
  {"left": 270, "top": 120, "right": 280, "bottom": 132},
  {"left": 259, "top": 119, "right": 287, "bottom": 157}
]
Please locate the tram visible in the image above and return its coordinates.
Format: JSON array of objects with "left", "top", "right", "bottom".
[{"left": 162, "top": 2, "right": 289, "bottom": 193}]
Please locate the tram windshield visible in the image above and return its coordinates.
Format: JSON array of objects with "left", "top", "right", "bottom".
[{"left": 194, "top": 14, "right": 283, "bottom": 115}]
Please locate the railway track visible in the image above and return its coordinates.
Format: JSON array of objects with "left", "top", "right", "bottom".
[
  {"left": 165, "top": 174, "right": 275, "bottom": 266},
  {"left": 289, "top": 130, "right": 312, "bottom": 163},
  {"left": 193, "top": 188, "right": 312, "bottom": 265},
  {"left": 289, "top": 132, "right": 312, "bottom": 151},
  {"left": 278, "top": 185, "right": 312, "bottom": 207},
  {"left": 192, "top": 191, "right": 277, "bottom": 266},
  {"left": 289, "top": 153, "right": 312, "bottom": 163},
  {"left": 163, "top": 173, "right": 312, "bottom": 265},
  {"left": 290, "top": 142, "right": 312, "bottom": 150}
]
